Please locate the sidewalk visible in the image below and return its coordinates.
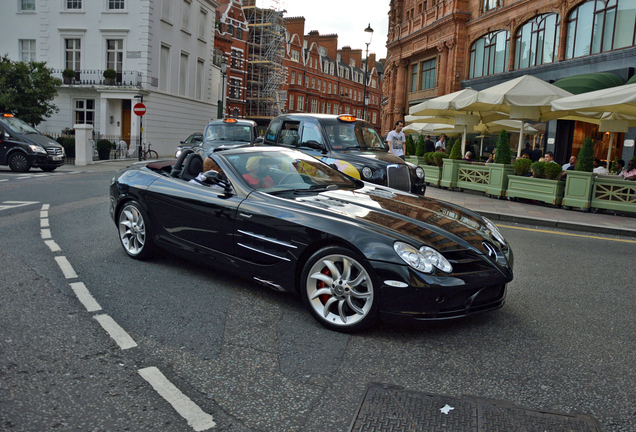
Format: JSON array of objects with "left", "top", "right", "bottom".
[{"left": 73, "top": 158, "right": 636, "bottom": 238}]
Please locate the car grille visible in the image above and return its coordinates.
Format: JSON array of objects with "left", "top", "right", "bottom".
[
  {"left": 386, "top": 164, "right": 410, "bottom": 192},
  {"left": 442, "top": 249, "right": 495, "bottom": 275},
  {"left": 46, "top": 148, "right": 64, "bottom": 156}
]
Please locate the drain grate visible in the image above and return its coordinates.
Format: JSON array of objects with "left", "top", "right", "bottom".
[{"left": 349, "top": 384, "right": 602, "bottom": 432}]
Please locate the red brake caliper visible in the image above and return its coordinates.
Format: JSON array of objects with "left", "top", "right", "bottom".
[{"left": 319, "top": 267, "right": 331, "bottom": 304}]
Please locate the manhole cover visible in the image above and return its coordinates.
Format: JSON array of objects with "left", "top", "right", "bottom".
[{"left": 348, "top": 384, "right": 602, "bottom": 432}]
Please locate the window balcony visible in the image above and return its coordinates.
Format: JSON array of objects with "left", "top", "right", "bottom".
[{"left": 54, "top": 69, "right": 142, "bottom": 87}]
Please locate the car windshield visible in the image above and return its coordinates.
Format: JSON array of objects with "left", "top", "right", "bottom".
[
  {"left": 324, "top": 121, "right": 387, "bottom": 151},
  {"left": 184, "top": 134, "right": 202, "bottom": 144},
  {"left": 219, "top": 149, "right": 360, "bottom": 193},
  {"left": 204, "top": 124, "right": 252, "bottom": 143},
  {"left": 0, "top": 116, "right": 40, "bottom": 134}
]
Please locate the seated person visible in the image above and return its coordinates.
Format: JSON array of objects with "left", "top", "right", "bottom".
[
  {"left": 623, "top": 160, "right": 636, "bottom": 180},
  {"left": 243, "top": 156, "right": 275, "bottom": 189},
  {"left": 190, "top": 156, "right": 225, "bottom": 189},
  {"left": 615, "top": 159, "right": 626, "bottom": 176},
  {"left": 462, "top": 151, "right": 474, "bottom": 161},
  {"left": 593, "top": 158, "right": 609, "bottom": 175}
]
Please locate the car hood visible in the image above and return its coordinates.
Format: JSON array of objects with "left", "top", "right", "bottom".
[
  {"left": 20, "top": 133, "right": 63, "bottom": 149},
  {"left": 331, "top": 149, "right": 406, "bottom": 166},
  {"left": 287, "top": 186, "right": 504, "bottom": 257}
]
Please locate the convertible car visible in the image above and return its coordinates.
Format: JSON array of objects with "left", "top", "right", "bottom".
[{"left": 110, "top": 146, "right": 514, "bottom": 332}]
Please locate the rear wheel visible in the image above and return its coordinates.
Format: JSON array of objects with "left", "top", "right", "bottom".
[
  {"left": 8, "top": 153, "right": 30, "bottom": 172},
  {"left": 300, "top": 246, "right": 378, "bottom": 332},
  {"left": 117, "top": 201, "right": 156, "bottom": 260},
  {"left": 147, "top": 150, "right": 159, "bottom": 159}
]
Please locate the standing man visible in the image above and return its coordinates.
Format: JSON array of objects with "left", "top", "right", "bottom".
[
  {"left": 435, "top": 135, "right": 446, "bottom": 150},
  {"left": 531, "top": 143, "right": 543, "bottom": 162},
  {"left": 424, "top": 135, "right": 435, "bottom": 153},
  {"left": 386, "top": 120, "right": 406, "bottom": 160}
]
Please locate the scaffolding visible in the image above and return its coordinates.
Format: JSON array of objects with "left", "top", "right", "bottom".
[{"left": 243, "top": 0, "right": 286, "bottom": 123}]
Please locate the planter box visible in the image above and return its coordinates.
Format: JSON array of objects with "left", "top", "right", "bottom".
[
  {"left": 405, "top": 156, "right": 425, "bottom": 166},
  {"left": 506, "top": 175, "right": 565, "bottom": 206},
  {"left": 590, "top": 175, "right": 636, "bottom": 213},
  {"left": 562, "top": 171, "right": 596, "bottom": 209},
  {"left": 422, "top": 165, "right": 442, "bottom": 186},
  {"left": 454, "top": 162, "right": 514, "bottom": 197},
  {"left": 440, "top": 159, "right": 466, "bottom": 189}
]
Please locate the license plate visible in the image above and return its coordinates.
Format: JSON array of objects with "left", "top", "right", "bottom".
[{"left": 52, "top": 156, "right": 63, "bottom": 160}]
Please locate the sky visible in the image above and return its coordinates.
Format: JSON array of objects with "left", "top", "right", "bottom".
[{"left": 259, "top": 0, "right": 390, "bottom": 60}]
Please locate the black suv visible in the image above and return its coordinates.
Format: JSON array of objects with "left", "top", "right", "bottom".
[
  {"left": 263, "top": 114, "right": 425, "bottom": 195},
  {"left": 0, "top": 114, "right": 65, "bottom": 172}
]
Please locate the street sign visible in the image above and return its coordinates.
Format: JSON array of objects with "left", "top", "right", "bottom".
[{"left": 133, "top": 103, "right": 146, "bottom": 116}]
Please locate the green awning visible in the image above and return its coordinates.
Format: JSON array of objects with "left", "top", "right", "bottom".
[
  {"left": 553, "top": 73, "right": 624, "bottom": 95},
  {"left": 626, "top": 74, "right": 636, "bottom": 85}
]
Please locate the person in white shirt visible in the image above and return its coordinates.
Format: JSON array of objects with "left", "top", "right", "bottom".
[
  {"left": 435, "top": 135, "right": 446, "bottom": 150},
  {"left": 593, "top": 159, "right": 609, "bottom": 175},
  {"left": 386, "top": 120, "right": 406, "bottom": 160},
  {"left": 562, "top": 155, "right": 577, "bottom": 170}
]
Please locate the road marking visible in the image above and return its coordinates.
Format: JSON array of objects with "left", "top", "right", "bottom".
[
  {"left": 40, "top": 218, "right": 49, "bottom": 227},
  {"left": 138, "top": 367, "right": 216, "bottom": 431},
  {"left": 69, "top": 282, "right": 102, "bottom": 312},
  {"left": 498, "top": 224, "right": 636, "bottom": 243},
  {"left": 40, "top": 210, "right": 48, "bottom": 218},
  {"left": 0, "top": 201, "right": 39, "bottom": 211},
  {"left": 44, "top": 240, "right": 61, "bottom": 252},
  {"left": 41, "top": 229, "right": 52, "bottom": 239},
  {"left": 0, "top": 179, "right": 7, "bottom": 182},
  {"left": 94, "top": 314, "right": 138, "bottom": 350},
  {"left": 42, "top": 204, "right": 50, "bottom": 210},
  {"left": 54, "top": 256, "right": 78, "bottom": 279}
]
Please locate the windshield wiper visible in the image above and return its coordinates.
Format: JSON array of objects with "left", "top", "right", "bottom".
[{"left": 270, "top": 184, "right": 339, "bottom": 195}]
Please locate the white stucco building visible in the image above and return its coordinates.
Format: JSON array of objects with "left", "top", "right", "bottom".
[{"left": 0, "top": 0, "right": 222, "bottom": 156}]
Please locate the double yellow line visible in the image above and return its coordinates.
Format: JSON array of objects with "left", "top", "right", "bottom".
[{"left": 497, "top": 224, "right": 636, "bottom": 244}]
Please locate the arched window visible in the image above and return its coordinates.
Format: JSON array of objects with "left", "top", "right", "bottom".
[
  {"left": 514, "top": 14, "right": 560, "bottom": 69},
  {"left": 566, "top": 0, "right": 636, "bottom": 59},
  {"left": 469, "top": 31, "right": 510, "bottom": 79}
]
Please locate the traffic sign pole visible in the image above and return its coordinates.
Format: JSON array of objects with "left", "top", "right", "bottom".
[{"left": 133, "top": 100, "right": 145, "bottom": 160}]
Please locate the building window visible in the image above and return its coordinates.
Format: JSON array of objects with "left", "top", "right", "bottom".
[
  {"left": 322, "top": 81, "right": 326, "bottom": 92},
  {"left": 483, "top": 0, "right": 499, "bottom": 12},
  {"left": 514, "top": 14, "right": 560, "bottom": 69},
  {"left": 237, "top": 28, "right": 243, "bottom": 39},
  {"left": 411, "top": 64, "right": 418, "bottom": 92},
  {"left": 198, "top": 9, "right": 207, "bottom": 40},
  {"left": 229, "top": 78, "right": 241, "bottom": 99},
  {"left": 106, "top": 39, "right": 123, "bottom": 71},
  {"left": 566, "top": 0, "right": 636, "bottom": 59},
  {"left": 66, "top": 0, "right": 82, "bottom": 10},
  {"left": 227, "top": 25, "right": 234, "bottom": 37},
  {"left": 334, "top": 103, "right": 339, "bottom": 114},
  {"left": 161, "top": 0, "right": 172, "bottom": 21},
  {"left": 231, "top": 50, "right": 242, "bottom": 68},
  {"left": 311, "top": 99, "right": 318, "bottom": 113},
  {"left": 421, "top": 58, "right": 436, "bottom": 89},
  {"left": 196, "top": 59, "right": 205, "bottom": 100},
  {"left": 469, "top": 30, "right": 509, "bottom": 79},
  {"left": 289, "top": 94, "right": 294, "bottom": 110},
  {"left": 328, "top": 82, "right": 332, "bottom": 93},
  {"left": 297, "top": 95, "right": 304, "bottom": 111},
  {"left": 291, "top": 49, "right": 300, "bottom": 62},
  {"left": 291, "top": 71, "right": 295, "bottom": 84},
  {"left": 312, "top": 77, "right": 315, "bottom": 89},
  {"left": 65, "top": 39, "right": 81, "bottom": 71},
  {"left": 75, "top": 99, "right": 94, "bottom": 125},
  {"left": 179, "top": 53, "right": 189, "bottom": 96},
  {"left": 160, "top": 45, "right": 170, "bottom": 91},
  {"left": 327, "top": 102, "right": 331, "bottom": 114},
  {"left": 182, "top": 0, "right": 191, "bottom": 31},
  {"left": 19, "top": 40, "right": 36, "bottom": 62},
  {"left": 19, "top": 0, "right": 35, "bottom": 11},
  {"left": 372, "top": 112, "right": 377, "bottom": 123},
  {"left": 108, "top": 0, "right": 124, "bottom": 10}
]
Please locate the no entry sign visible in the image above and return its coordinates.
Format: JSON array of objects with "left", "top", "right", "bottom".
[{"left": 133, "top": 103, "right": 146, "bottom": 116}]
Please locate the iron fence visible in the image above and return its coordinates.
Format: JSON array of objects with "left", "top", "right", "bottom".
[{"left": 53, "top": 69, "right": 142, "bottom": 87}]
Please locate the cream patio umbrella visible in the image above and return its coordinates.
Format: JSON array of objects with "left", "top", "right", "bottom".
[{"left": 454, "top": 75, "right": 574, "bottom": 157}]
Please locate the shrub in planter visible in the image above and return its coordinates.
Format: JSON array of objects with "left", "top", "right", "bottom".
[
  {"left": 433, "top": 151, "right": 446, "bottom": 167},
  {"left": 415, "top": 134, "right": 426, "bottom": 156},
  {"left": 514, "top": 158, "right": 532, "bottom": 176},
  {"left": 96, "top": 139, "right": 115, "bottom": 160},
  {"left": 423, "top": 152, "right": 433, "bottom": 165},
  {"left": 575, "top": 137, "right": 594, "bottom": 172},
  {"left": 103, "top": 68, "right": 117, "bottom": 79},
  {"left": 494, "top": 130, "right": 512, "bottom": 164},
  {"left": 62, "top": 68, "right": 75, "bottom": 78},
  {"left": 55, "top": 136, "right": 75, "bottom": 158},
  {"left": 531, "top": 161, "right": 546, "bottom": 178},
  {"left": 448, "top": 139, "right": 462, "bottom": 160},
  {"left": 545, "top": 161, "right": 563, "bottom": 180}
]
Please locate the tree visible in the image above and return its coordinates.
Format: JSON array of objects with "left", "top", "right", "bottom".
[
  {"left": 0, "top": 55, "right": 61, "bottom": 126},
  {"left": 494, "top": 130, "right": 512, "bottom": 164},
  {"left": 575, "top": 137, "right": 594, "bottom": 172},
  {"left": 415, "top": 134, "right": 426, "bottom": 156},
  {"left": 448, "top": 138, "right": 462, "bottom": 159}
]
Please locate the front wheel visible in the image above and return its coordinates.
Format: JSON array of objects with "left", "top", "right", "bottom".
[
  {"left": 117, "top": 201, "right": 156, "bottom": 260},
  {"left": 8, "top": 153, "right": 31, "bottom": 172},
  {"left": 300, "top": 246, "right": 379, "bottom": 332},
  {"left": 147, "top": 150, "right": 159, "bottom": 159}
]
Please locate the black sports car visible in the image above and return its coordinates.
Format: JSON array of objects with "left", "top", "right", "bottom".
[{"left": 110, "top": 146, "right": 513, "bottom": 332}]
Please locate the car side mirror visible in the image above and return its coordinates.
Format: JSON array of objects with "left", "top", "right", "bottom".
[
  {"left": 180, "top": 140, "right": 185, "bottom": 144},
  {"left": 254, "top": 137, "right": 264, "bottom": 145},
  {"left": 201, "top": 170, "right": 231, "bottom": 191},
  {"left": 304, "top": 140, "right": 326, "bottom": 152}
]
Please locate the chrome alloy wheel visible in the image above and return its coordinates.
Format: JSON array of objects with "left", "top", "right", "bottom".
[
  {"left": 118, "top": 204, "right": 147, "bottom": 256},
  {"left": 306, "top": 254, "right": 374, "bottom": 327}
]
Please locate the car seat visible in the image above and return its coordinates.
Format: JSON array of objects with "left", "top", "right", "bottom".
[
  {"left": 180, "top": 153, "right": 203, "bottom": 182},
  {"left": 171, "top": 148, "right": 194, "bottom": 177}
]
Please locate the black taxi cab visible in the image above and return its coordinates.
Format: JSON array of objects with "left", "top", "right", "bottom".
[{"left": 262, "top": 114, "right": 425, "bottom": 195}]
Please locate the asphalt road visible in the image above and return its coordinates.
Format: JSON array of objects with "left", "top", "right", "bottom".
[{"left": 1, "top": 167, "right": 634, "bottom": 432}]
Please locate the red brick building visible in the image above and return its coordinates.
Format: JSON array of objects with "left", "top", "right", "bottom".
[
  {"left": 215, "top": 0, "right": 249, "bottom": 119},
  {"left": 384, "top": 0, "right": 636, "bottom": 162},
  {"left": 283, "top": 17, "right": 384, "bottom": 130}
]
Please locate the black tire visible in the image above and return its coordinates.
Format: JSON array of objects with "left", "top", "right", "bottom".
[
  {"left": 300, "top": 246, "right": 379, "bottom": 332},
  {"left": 8, "top": 153, "right": 30, "bottom": 172},
  {"left": 41, "top": 166, "right": 57, "bottom": 172},
  {"left": 117, "top": 201, "right": 156, "bottom": 260}
]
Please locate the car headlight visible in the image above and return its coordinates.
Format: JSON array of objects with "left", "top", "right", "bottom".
[
  {"left": 29, "top": 145, "right": 47, "bottom": 154},
  {"left": 483, "top": 217, "right": 506, "bottom": 245},
  {"left": 415, "top": 166, "right": 424, "bottom": 179},
  {"left": 393, "top": 242, "right": 453, "bottom": 273},
  {"left": 361, "top": 166, "right": 373, "bottom": 179},
  {"left": 175, "top": 149, "right": 182, "bottom": 158}
]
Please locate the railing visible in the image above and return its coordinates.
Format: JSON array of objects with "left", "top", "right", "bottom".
[
  {"left": 53, "top": 69, "right": 142, "bottom": 87},
  {"left": 591, "top": 176, "right": 636, "bottom": 213},
  {"left": 44, "top": 132, "right": 133, "bottom": 162}
]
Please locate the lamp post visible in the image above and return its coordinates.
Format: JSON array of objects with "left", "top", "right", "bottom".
[
  {"left": 218, "top": 60, "right": 227, "bottom": 119},
  {"left": 361, "top": 23, "right": 373, "bottom": 121}
]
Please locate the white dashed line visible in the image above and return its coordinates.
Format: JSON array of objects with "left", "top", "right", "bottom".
[
  {"left": 41, "top": 204, "right": 50, "bottom": 210},
  {"left": 41, "top": 229, "right": 52, "bottom": 239},
  {"left": 69, "top": 282, "right": 102, "bottom": 312},
  {"left": 0, "top": 179, "right": 7, "bottom": 182},
  {"left": 40, "top": 218, "right": 49, "bottom": 227},
  {"left": 54, "top": 256, "right": 78, "bottom": 279},
  {"left": 93, "top": 314, "right": 138, "bottom": 349},
  {"left": 40, "top": 210, "right": 48, "bottom": 218},
  {"left": 138, "top": 367, "right": 216, "bottom": 431},
  {"left": 44, "top": 240, "right": 61, "bottom": 252}
]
